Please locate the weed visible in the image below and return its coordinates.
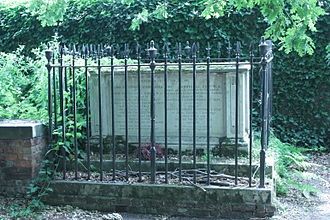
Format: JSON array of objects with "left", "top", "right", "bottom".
[{"left": 263, "top": 133, "right": 318, "bottom": 196}]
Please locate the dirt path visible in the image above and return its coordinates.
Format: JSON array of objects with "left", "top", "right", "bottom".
[{"left": 272, "top": 153, "right": 330, "bottom": 220}]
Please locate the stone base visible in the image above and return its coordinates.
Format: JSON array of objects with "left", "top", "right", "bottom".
[
  {"left": 44, "top": 181, "right": 275, "bottom": 219},
  {"left": 211, "top": 137, "right": 249, "bottom": 157},
  {"left": 0, "top": 120, "right": 46, "bottom": 196}
]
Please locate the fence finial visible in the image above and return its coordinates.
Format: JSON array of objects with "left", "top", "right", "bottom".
[
  {"left": 236, "top": 41, "right": 241, "bottom": 56},
  {"left": 206, "top": 42, "right": 211, "bottom": 58},
  {"left": 97, "top": 44, "right": 101, "bottom": 58},
  {"left": 45, "top": 48, "right": 53, "bottom": 62},
  {"left": 177, "top": 42, "right": 182, "bottom": 58},
  {"left": 249, "top": 42, "right": 254, "bottom": 56},
  {"left": 196, "top": 42, "right": 200, "bottom": 57},
  {"left": 217, "top": 42, "right": 222, "bottom": 58},
  {"left": 191, "top": 43, "right": 197, "bottom": 58},
  {"left": 227, "top": 40, "right": 232, "bottom": 58},
  {"left": 105, "top": 45, "right": 111, "bottom": 57},
  {"left": 84, "top": 44, "right": 89, "bottom": 58},
  {"left": 148, "top": 40, "right": 157, "bottom": 60},
  {"left": 72, "top": 44, "right": 76, "bottom": 57},
  {"left": 163, "top": 42, "right": 169, "bottom": 59},
  {"left": 184, "top": 41, "right": 191, "bottom": 57},
  {"left": 259, "top": 36, "right": 267, "bottom": 58},
  {"left": 136, "top": 43, "right": 140, "bottom": 57},
  {"left": 124, "top": 43, "right": 129, "bottom": 58}
]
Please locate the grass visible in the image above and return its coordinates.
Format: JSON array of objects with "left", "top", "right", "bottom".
[{"left": 257, "top": 133, "right": 322, "bottom": 196}]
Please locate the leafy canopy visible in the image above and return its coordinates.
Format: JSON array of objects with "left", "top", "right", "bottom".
[
  {"left": 128, "top": 0, "right": 326, "bottom": 56},
  {"left": 15, "top": 0, "right": 327, "bottom": 56}
]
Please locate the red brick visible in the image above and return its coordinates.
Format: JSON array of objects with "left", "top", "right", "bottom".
[
  {"left": 15, "top": 160, "right": 32, "bottom": 168},
  {"left": 1, "top": 134, "right": 47, "bottom": 196},
  {"left": 20, "top": 140, "right": 32, "bottom": 148},
  {"left": 4, "top": 153, "right": 18, "bottom": 160},
  {"left": 30, "top": 137, "right": 46, "bottom": 146},
  {"left": 21, "top": 154, "right": 32, "bottom": 160},
  {"left": 22, "top": 147, "right": 32, "bottom": 155}
]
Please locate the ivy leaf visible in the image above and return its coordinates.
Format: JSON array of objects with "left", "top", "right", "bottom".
[
  {"left": 201, "top": 0, "right": 227, "bottom": 19},
  {"left": 130, "top": 8, "right": 149, "bottom": 31},
  {"left": 29, "top": 0, "right": 69, "bottom": 27},
  {"left": 153, "top": 3, "right": 168, "bottom": 20},
  {"left": 121, "top": 0, "right": 135, "bottom": 5}
]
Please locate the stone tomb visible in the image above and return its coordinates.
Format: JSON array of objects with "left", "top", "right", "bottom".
[{"left": 89, "top": 63, "right": 250, "bottom": 153}]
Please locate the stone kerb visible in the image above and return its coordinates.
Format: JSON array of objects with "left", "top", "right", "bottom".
[
  {"left": 89, "top": 62, "right": 250, "bottom": 155},
  {"left": 0, "top": 120, "right": 47, "bottom": 196},
  {"left": 45, "top": 180, "right": 276, "bottom": 219}
]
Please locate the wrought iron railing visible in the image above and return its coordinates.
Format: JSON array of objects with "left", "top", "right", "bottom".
[{"left": 45, "top": 37, "right": 273, "bottom": 188}]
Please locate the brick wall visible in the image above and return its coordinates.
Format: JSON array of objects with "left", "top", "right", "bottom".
[{"left": 0, "top": 120, "right": 47, "bottom": 196}]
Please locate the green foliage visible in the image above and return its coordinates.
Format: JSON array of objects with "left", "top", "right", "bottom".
[
  {"left": 130, "top": 8, "right": 150, "bottom": 31},
  {"left": 4, "top": 0, "right": 326, "bottom": 55},
  {"left": 272, "top": 6, "right": 330, "bottom": 148},
  {"left": 201, "top": 0, "right": 227, "bottom": 19},
  {"left": 0, "top": 43, "right": 57, "bottom": 218},
  {"left": 113, "top": 0, "right": 326, "bottom": 55},
  {"left": 8, "top": 198, "right": 45, "bottom": 219},
  {"left": 0, "top": 5, "right": 54, "bottom": 53},
  {"left": 29, "top": 0, "right": 69, "bottom": 27},
  {"left": 194, "top": 0, "right": 324, "bottom": 55},
  {"left": 0, "top": 46, "right": 48, "bottom": 121}
]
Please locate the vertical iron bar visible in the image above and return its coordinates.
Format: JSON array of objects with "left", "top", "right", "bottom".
[
  {"left": 266, "top": 40, "right": 273, "bottom": 148},
  {"left": 164, "top": 43, "right": 168, "bottom": 184},
  {"left": 137, "top": 44, "right": 142, "bottom": 182},
  {"left": 149, "top": 41, "right": 157, "bottom": 183},
  {"left": 97, "top": 48, "right": 103, "bottom": 181},
  {"left": 72, "top": 48, "right": 78, "bottom": 180},
  {"left": 227, "top": 41, "right": 232, "bottom": 59},
  {"left": 45, "top": 48, "right": 53, "bottom": 149},
  {"left": 178, "top": 43, "right": 182, "bottom": 182},
  {"left": 206, "top": 44, "right": 211, "bottom": 185},
  {"left": 249, "top": 44, "right": 254, "bottom": 187},
  {"left": 64, "top": 60, "right": 68, "bottom": 92},
  {"left": 63, "top": 67, "right": 67, "bottom": 179},
  {"left": 234, "top": 42, "right": 240, "bottom": 186},
  {"left": 52, "top": 53, "right": 57, "bottom": 129},
  {"left": 84, "top": 47, "right": 91, "bottom": 180},
  {"left": 217, "top": 42, "right": 221, "bottom": 59},
  {"left": 68, "top": 54, "right": 73, "bottom": 116},
  {"left": 59, "top": 47, "right": 66, "bottom": 180},
  {"left": 259, "top": 37, "right": 268, "bottom": 188},
  {"left": 192, "top": 43, "right": 197, "bottom": 184},
  {"left": 196, "top": 42, "right": 200, "bottom": 61},
  {"left": 110, "top": 46, "right": 116, "bottom": 180},
  {"left": 124, "top": 44, "right": 129, "bottom": 181},
  {"left": 267, "top": 65, "right": 272, "bottom": 146}
]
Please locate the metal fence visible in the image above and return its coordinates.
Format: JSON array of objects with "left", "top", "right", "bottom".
[{"left": 45, "top": 37, "right": 273, "bottom": 188}]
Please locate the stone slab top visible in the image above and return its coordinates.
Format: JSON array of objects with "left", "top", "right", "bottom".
[
  {"left": 0, "top": 119, "right": 46, "bottom": 139},
  {"left": 89, "top": 62, "right": 251, "bottom": 74}
]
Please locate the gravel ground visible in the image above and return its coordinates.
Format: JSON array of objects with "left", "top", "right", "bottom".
[{"left": 0, "top": 153, "right": 329, "bottom": 220}]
